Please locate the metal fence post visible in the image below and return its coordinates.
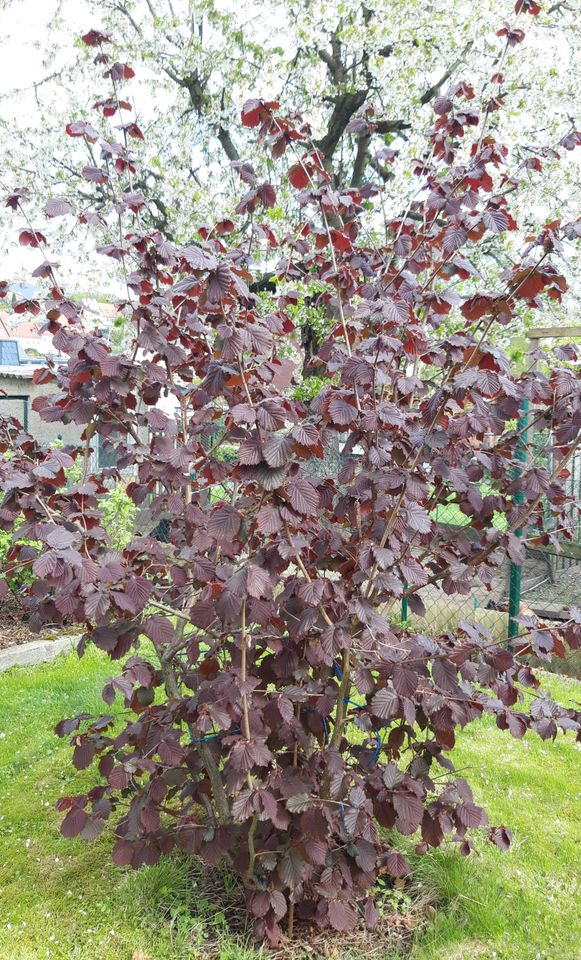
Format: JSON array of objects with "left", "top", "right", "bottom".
[
  {"left": 508, "top": 399, "right": 529, "bottom": 641},
  {"left": 401, "top": 590, "right": 408, "bottom": 625}
]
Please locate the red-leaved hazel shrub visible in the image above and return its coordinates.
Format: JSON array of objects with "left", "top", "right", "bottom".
[{"left": 1, "top": 5, "right": 580, "bottom": 945}]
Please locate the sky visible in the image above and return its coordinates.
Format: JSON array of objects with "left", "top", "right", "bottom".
[
  {"left": 0, "top": 0, "right": 88, "bottom": 99},
  {"left": 0, "top": 1, "right": 92, "bottom": 277},
  {"left": 0, "top": 0, "right": 178, "bottom": 286}
]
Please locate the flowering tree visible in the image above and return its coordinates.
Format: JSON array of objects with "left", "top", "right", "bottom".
[
  {"left": 2, "top": 2, "right": 580, "bottom": 256},
  {"left": 1, "top": 5, "right": 580, "bottom": 946}
]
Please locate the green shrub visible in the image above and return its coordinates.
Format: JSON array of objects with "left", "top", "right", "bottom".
[
  {"left": 102, "top": 483, "right": 138, "bottom": 550},
  {"left": 0, "top": 524, "right": 38, "bottom": 594}
]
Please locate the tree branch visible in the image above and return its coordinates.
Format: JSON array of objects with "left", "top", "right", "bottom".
[
  {"left": 159, "top": 624, "right": 231, "bottom": 824},
  {"left": 374, "top": 118, "right": 412, "bottom": 135},
  {"left": 315, "top": 89, "right": 369, "bottom": 161},
  {"left": 318, "top": 47, "right": 344, "bottom": 83},
  {"left": 162, "top": 68, "right": 240, "bottom": 163},
  {"left": 351, "top": 132, "right": 371, "bottom": 187},
  {"left": 419, "top": 41, "right": 474, "bottom": 105},
  {"left": 217, "top": 125, "right": 240, "bottom": 163},
  {"left": 111, "top": 1, "right": 143, "bottom": 36}
]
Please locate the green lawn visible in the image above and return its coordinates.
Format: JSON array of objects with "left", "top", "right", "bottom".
[
  {"left": 431, "top": 499, "right": 508, "bottom": 531},
  {"left": 0, "top": 649, "right": 579, "bottom": 960}
]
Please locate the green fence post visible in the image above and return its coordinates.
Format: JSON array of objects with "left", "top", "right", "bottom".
[
  {"left": 401, "top": 590, "right": 408, "bottom": 625},
  {"left": 508, "top": 399, "right": 529, "bottom": 641}
]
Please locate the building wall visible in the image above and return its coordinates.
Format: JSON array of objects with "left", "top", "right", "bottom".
[
  {"left": 0, "top": 372, "right": 150, "bottom": 472},
  {"left": 0, "top": 373, "right": 83, "bottom": 448}
]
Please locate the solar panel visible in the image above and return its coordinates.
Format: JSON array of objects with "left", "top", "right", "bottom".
[{"left": 0, "top": 341, "right": 20, "bottom": 365}]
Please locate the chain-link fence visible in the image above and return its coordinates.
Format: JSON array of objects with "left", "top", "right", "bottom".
[
  {"left": 520, "top": 442, "right": 581, "bottom": 622},
  {"left": 206, "top": 422, "right": 580, "bottom": 648},
  {"left": 125, "top": 408, "right": 580, "bottom": 669},
  {"left": 397, "top": 410, "right": 580, "bottom": 674}
]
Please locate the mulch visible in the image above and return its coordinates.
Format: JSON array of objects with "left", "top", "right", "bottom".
[
  {"left": 189, "top": 865, "right": 429, "bottom": 960},
  {"left": 0, "top": 593, "right": 48, "bottom": 649}
]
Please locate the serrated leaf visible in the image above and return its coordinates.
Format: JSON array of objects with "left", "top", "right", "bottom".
[
  {"left": 278, "top": 846, "right": 305, "bottom": 888},
  {"left": 483, "top": 209, "right": 509, "bottom": 234},
  {"left": 263, "top": 433, "right": 293, "bottom": 468},
  {"left": 287, "top": 478, "right": 319, "bottom": 515},
  {"left": 46, "top": 527, "right": 76, "bottom": 549},
  {"left": 126, "top": 577, "right": 153, "bottom": 612},
  {"left": 247, "top": 564, "right": 272, "bottom": 599},
  {"left": 256, "top": 505, "right": 282, "bottom": 534},
  {"left": 432, "top": 658, "right": 458, "bottom": 693},
  {"left": 328, "top": 899, "right": 358, "bottom": 932},
  {"left": 385, "top": 850, "right": 411, "bottom": 877},
  {"left": 392, "top": 666, "right": 418, "bottom": 699},
  {"left": 457, "top": 801, "right": 486, "bottom": 828},
  {"left": 292, "top": 423, "right": 320, "bottom": 447},
  {"left": 144, "top": 615, "right": 174, "bottom": 646},
  {"left": 327, "top": 395, "right": 357, "bottom": 425},
  {"left": 488, "top": 825, "right": 512, "bottom": 851},
  {"left": 270, "top": 890, "right": 287, "bottom": 918},
  {"left": 207, "top": 504, "right": 242, "bottom": 541},
  {"left": 405, "top": 503, "right": 432, "bottom": 534},
  {"left": 393, "top": 791, "right": 423, "bottom": 834},
  {"left": 60, "top": 805, "right": 87, "bottom": 838},
  {"left": 382, "top": 763, "right": 404, "bottom": 789},
  {"left": 371, "top": 686, "right": 399, "bottom": 719},
  {"left": 286, "top": 793, "right": 311, "bottom": 813},
  {"left": 44, "top": 198, "right": 74, "bottom": 218}
]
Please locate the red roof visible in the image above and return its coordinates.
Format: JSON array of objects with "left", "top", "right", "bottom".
[{"left": 0, "top": 311, "right": 52, "bottom": 340}]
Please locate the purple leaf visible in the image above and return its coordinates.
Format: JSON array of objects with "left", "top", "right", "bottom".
[
  {"left": 287, "top": 478, "right": 319, "bottom": 515},
  {"left": 263, "top": 434, "right": 293, "bottom": 468},
  {"left": 144, "top": 615, "right": 174, "bottom": 645},
  {"left": 328, "top": 899, "right": 358, "bottom": 932},
  {"left": 61, "top": 806, "right": 87, "bottom": 838},
  {"left": 46, "top": 528, "right": 76, "bottom": 549},
  {"left": 371, "top": 686, "right": 399, "bottom": 719},
  {"left": 385, "top": 850, "right": 411, "bottom": 877},
  {"left": 393, "top": 791, "right": 423, "bottom": 834},
  {"left": 207, "top": 504, "right": 242, "bottom": 541}
]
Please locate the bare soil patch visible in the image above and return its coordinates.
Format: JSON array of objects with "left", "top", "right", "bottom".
[
  {"left": 0, "top": 593, "right": 79, "bottom": 650},
  {"left": 0, "top": 594, "right": 38, "bottom": 649}
]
